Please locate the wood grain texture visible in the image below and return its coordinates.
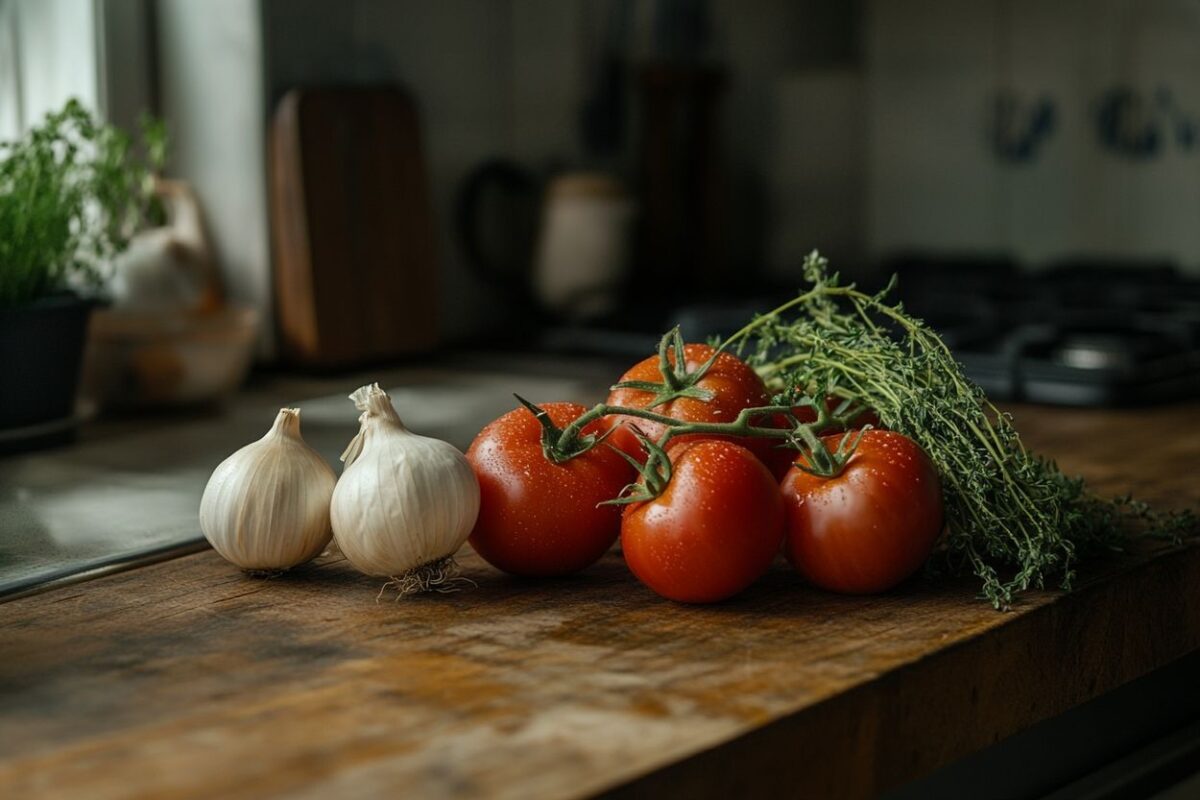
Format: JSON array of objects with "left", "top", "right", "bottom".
[
  {"left": 269, "top": 87, "right": 440, "bottom": 367},
  {"left": 1, "top": 403, "right": 1198, "bottom": 800}
]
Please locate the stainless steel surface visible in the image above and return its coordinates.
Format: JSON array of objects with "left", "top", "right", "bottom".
[{"left": 0, "top": 353, "right": 617, "bottom": 599}]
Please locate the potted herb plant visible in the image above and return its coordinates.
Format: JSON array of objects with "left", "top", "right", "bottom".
[{"left": 0, "top": 99, "right": 164, "bottom": 445}]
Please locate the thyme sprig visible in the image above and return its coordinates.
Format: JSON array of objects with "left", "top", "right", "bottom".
[{"left": 725, "top": 251, "right": 1197, "bottom": 609}]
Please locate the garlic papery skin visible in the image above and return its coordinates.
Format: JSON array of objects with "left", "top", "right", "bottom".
[
  {"left": 200, "top": 408, "right": 336, "bottom": 572},
  {"left": 331, "top": 383, "right": 480, "bottom": 593}
]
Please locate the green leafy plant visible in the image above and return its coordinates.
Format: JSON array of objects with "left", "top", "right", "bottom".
[{"left": 0, "top": 98, "right": 166, "bottom": 308}]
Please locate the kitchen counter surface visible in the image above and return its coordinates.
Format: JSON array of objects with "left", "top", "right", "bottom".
[{"left": 1, "top": 361, "right": 1198, "bottom": 799}]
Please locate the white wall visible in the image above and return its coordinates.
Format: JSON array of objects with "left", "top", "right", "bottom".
[
  {"left": 157, "top": 0, "right": 272, "bottom": 353},
  {"left": 866, "top": 0, "right": 1200, "bottom": 273}
]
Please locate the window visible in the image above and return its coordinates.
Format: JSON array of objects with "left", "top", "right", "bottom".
[{"left": 0, "top": 0, "right": 102, "bottom": 139}]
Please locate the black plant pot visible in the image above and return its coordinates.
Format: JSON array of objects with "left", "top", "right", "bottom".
[{"left": 0, "top": 293, "right": 94, "bottom": 448}]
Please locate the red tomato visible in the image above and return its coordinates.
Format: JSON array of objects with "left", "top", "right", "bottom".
[
  {"left": 606, "top": 344, "right": 771, "bottom": 464},
  {"left": 621, "top": 440, "right": 784, "bottom": 603},
  {"left": 467, "top": 402, "right": 633, "bottom": 577},
  {"left": 763, "top": 398, "right": 882, "bottom": 481},
  {"left": 781, "top": 430, "right": 942, "bottom": 594}
]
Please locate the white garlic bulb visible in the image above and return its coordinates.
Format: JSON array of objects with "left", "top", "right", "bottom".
[
  {"left": 331, "top": 383, "right": 480, "bottom": 593},
  {"left": 200, "top": 408, "right": 336, "bottom": 572}
]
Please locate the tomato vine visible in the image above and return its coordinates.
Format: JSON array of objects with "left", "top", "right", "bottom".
[{"left": 521, "top": 251, "right": 1198, "bottom": 609}]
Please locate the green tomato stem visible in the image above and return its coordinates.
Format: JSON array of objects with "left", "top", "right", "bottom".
[
  {"left": 555, "top": 402, "right": 799, "bottom": 456},
  {"left": 548, "top": 399, "right": 870, "bottom": 495}
]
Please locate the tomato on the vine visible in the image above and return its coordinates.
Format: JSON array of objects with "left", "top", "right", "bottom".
[
  {"left": 763, "top": 397, "right": 882, "bottom": 480},
  {"left": 781, "top": 429, "right": 942, "bottom": 594},
  {"left": 466, "top": 402, "right": 633, "bottom": 577},
  {"left": 606, "top": 343, "right": 771, "bottom": 463},
  {"left": 621, "top": 439, "right": 783, "bottom": 603}
]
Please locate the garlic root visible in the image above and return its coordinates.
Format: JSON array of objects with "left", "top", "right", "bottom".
[
  {"left": 244, "top": 568, "right": 286, "bottom": 579},
  {"left": 375, "top": 556, "right": 477, "bottom": 601}
]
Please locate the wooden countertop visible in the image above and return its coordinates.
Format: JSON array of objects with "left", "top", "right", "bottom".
[{"left": 1, "top": 402, "right": 1198, "bottom": 799}]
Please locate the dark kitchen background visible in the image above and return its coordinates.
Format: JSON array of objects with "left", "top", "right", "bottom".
[{"left": 4, "top": 0, "right": 1200, "bottom": 413}]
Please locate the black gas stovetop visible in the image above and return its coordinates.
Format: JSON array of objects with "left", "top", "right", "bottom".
[{"left": 888, "top": 257, "right": 1200, "bottom": 407}]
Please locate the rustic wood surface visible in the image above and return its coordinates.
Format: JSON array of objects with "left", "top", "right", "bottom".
[{"left": 1, "top": 403, "right": 1198, "bottom": 800}]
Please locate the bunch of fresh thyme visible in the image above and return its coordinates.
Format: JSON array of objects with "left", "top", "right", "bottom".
[{"left": 723, "top": 251, "right": 1196, "bottom": 609}]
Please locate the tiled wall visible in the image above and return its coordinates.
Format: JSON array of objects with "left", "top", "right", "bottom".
[{"left": 867, "top": 0, "right": 1200, "bottom": 273}]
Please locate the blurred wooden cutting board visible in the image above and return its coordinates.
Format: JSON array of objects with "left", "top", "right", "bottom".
[{"left": 270, "top": 87, "right": 439, "bottom": 367}]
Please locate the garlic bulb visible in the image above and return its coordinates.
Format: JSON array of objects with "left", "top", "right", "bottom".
[
  {"left": 331, "top": 383, "right": 480, "bottom": 593},
  {"left": 200, "top": 408, "right": 336, "bottom": 572}
]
